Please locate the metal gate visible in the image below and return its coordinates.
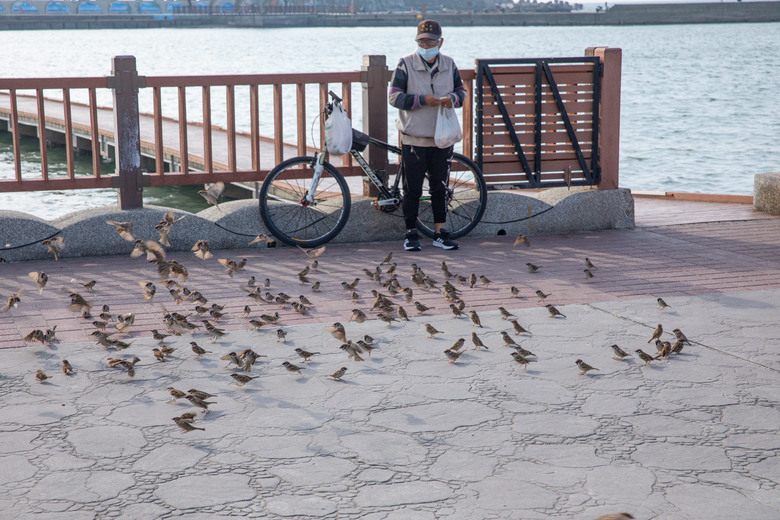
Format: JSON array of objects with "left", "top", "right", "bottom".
[{"left": 475, "top": 57, "right": 602, "bottom": 189}]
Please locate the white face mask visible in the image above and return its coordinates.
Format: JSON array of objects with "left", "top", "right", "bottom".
[{"left": 416, "top": 46, "right": 440, "bottom": 61}]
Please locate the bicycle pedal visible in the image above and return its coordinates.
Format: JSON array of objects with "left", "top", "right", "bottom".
[{"left": 371, "top": 198, "right": 382, "bottom": 212}]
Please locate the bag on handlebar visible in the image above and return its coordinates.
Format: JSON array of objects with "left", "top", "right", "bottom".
[
  {"left": 434, "top": 105, "right": 463, "bottom": 149},
  {"left": 324, "top": 103, "right": 353, "bottom": 155}
]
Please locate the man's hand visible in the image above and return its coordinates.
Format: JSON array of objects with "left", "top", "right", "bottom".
[{"left": 425, "top": 95, "right": 442, "bottom": 106}]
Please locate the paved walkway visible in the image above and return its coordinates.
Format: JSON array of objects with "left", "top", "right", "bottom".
[{"left": 0, "top": 198, "right": 778, "bottom": 518}]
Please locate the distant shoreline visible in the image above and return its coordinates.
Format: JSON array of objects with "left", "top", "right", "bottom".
[{"left": 0, "top": 1, "right": 778, "bottom": 31}]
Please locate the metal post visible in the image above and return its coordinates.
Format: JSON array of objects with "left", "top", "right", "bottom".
[
  {"left": 586, "top": 47, "right": 622, "bottom": 190},
  {"left": 361, "top": 55, "right": 390, "bottom": 197},
  {"left": 109, "top": 55, "right": 147, "bottom": 209}
]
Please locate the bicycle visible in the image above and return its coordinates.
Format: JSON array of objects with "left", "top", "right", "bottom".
[{"left": 258, "top": 91, "right": 487, "bottom": 248}]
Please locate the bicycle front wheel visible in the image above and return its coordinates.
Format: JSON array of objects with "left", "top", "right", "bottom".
[
  {"left": 416, "top": 152, "right": 488, "bottom": 239},
  {"left": 259, "top": 156, "right": 351, "bottom": 248}
]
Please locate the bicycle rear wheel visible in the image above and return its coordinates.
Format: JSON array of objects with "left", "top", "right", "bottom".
[
  {"left": 416, "top": 152, "right": 487, "bottom": 239},
  {"left": 259, "top": 156, "right": 351, "bottom": 248}
]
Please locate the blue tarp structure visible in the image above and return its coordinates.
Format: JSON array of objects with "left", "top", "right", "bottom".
[
  {"left": 12, "top": 1, "right": 40, "bottom": 13},
  {"left": 139, "top": 1, "right": 162, "bottom": 13},
  {"left": 77, "top": 2, "right": 103, "bottom": 12},
  {"left": 46, "top": 1, "right": 71, "bottom": 12},
  {"left": 109, "top": 2, "right": 131, "bottom": 13},
  {"left": 167, "top": 2, "right": 183, "bottom": 11},
  {"left": 219, "top": 1, "right": 234, "bottom": 13}
]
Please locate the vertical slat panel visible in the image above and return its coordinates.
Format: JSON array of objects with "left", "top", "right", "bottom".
[
  {"left": 341, "top": 81, "right": 352, "bottom": 167},
  {"left": 62, "top": 89, "right": 75, "bottom": 179},
  {"left": 9, "top": 89, "right": 22, "bottom": 181},
  {"left": 226, "top": 84, "right": 237, "bottom": 172},
  {"left": 296, "top": 83, "right": 306, "bottom": 156},
  {"left": 36, "top": 89, "right": 48, "bottom": 181},
  {"left": 273, "top": 83, "right": 283, "bottom": 165},
  {"left": 202, "top": 86, "right": 213, "bottom": 173},
  {"left": 319, "top": 83, "right": 328, "bottom": 150},
  {"left": 177, "top": 86, "right": 188, "bottom": 174},
  {"left": 153, "top": 86, "right": 164, "bottom": 174},
  {"left": 461, "top": 77, "right": 473, "bottom": 160},
  {"left": 88, "top": 87, "right": 100, "bottom": 178},
  {"left": 249, "top": 84, "right": 259, "bottom": 171}
]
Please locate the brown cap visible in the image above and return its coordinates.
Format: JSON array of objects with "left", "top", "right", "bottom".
[{"left": 416, "top": 19, "right": 442, "bottom": 41}]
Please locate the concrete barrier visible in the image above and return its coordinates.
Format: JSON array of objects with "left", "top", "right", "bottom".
[
  {"left": 0, "top": 187, "right": 634, "bottom": 262},
  {"left": 753, "top": 172, "right": 780, "bottom": 215}
]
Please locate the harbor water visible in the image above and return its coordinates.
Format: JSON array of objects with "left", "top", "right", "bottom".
[{"left": 0, "top": 22, "right": 778, "bottom": 219}]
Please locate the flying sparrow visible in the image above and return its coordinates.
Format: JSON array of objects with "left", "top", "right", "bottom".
[
  {"left": 191, "top": 239, "right": 213, "bottom": 260},
  {"left": 326, "top": 322, "right": 347, "bottom": 342},
  {"left": 350, "top": 308, "right": 367, "bottom": 323},
  {"left": 42, "top": 236, "right": 65, "bottom": 261},
  {"left": 513, "top": 233, "right": 530, "bottom": 247},
  {"left": 28, "top": 271, "right": 48, "bottom": 293},
  {"left": 340, "top": 343, "right": 365, "bottom": 362},
  {"left": 106, "top": 220, "right": 135, "bottom": 241},
  {"left": 198, "top": 181, "right": 225, "bottom": 209}
]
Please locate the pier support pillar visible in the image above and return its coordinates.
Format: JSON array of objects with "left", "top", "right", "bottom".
[
  {"left": 361, "top": 55, "right": 391, "bottom": 197},
  {"left": 109, "top": 55, "right": 148, "bottom": 209},
  {"left": 586, "top": 47, "right": 621, "bottom": 190}
]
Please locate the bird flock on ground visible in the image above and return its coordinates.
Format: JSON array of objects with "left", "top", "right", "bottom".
[{"left": 7, "top": 222, "right": 693, "bottom": 454}]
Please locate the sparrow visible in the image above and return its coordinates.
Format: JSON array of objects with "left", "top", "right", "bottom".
[
  {"left": 469, "top": 310, "right": 483, "bottom": 327},
  {"left": 381, "top": 252, "right": 393, "bottom": 264},
  {"left": 155, "top": 210, "right": 185, "bottom": 246},
  {"left": 190, "top": 341, "right": 211, "bottom": 357},
  {"left": 43, "top": 326, "right": 58, "bottom": 345},
  {"left": 585, "top": 257, "right": 597, "bottom": 270},
  {"left": 130, "top": 239, "right": 166, "bottom": 263},
  {"left": 23, "top": 329, "right": 46, "bottom": 344},
  {"left": 340, "top": 343, "right": 365, "bottom": 362},
  {"left": 648, "top": 324, "right": 663, "bottom": 343},
  {"left": 513, "top": 345, "right": 537, "bottom": 358},
  {"left": 239, "top": 349, "right": 264, "bottom": 371},
  {"left": 498, "top": 307, "right": 515, "bottom": 320},
  {"left": 217, "top": 258, "right": 240, "bottom": 277},
  {"left": 249, "top": 233, "right": 275, "bottom": 246},
  {"left": 584, "top": 269, "right": 594, "bottom": 280},
  {"left": 230, "top": 373, "right": 258, "bottom": 386},
  {"left": 173, "top": 417, "right": 205, "bottom": 433},
  {"left": 273, "top": 328, "right": 286, "bottom": 342},
  {"left": 511, "top": 351, "right": 534, "bottom": 369},
  {"left": 510, "top": 286, "right": 520, "bottom": 298},
  {"left": 260, "top": 312, "right": 280, "bottom": 324},
  {"left": 350, "top": 308, "right": 367, "bottom": 323},
  {"left": 593, "top": 514, "right": 634, "bottom": 520},
  {"left": 351, "top": 291, "right": 360, "bottom": 302},
  {"left": 657, "top": 297, "right": 670, "bottom": 310},
  {"left": 326, "top": 322, "right": 347, "bottom": 342},
  {"left": 106, "top": 220, "right": 135, "bottom": 241},
  {"left": 402, "top": 287, "right": 413, "bottom": 303},
  {"left": 397, "top": 305, "right": 410, "bottom": 321},
  {"left": 471, "top": 332, "right": 488, "bottom": 350},
  {"left": 28, "top": 271, "right": 49, "bottom": 293},
  {"left": 611, "top": 344, "right": 630, "bottom": 360},
  {"left": 1, "top": 289, "right": 23, "bottom": 312},
  {"left": 575, "top": 359, "right": 598, "bottom": 375},
  {"left": 377, "top": 313, "right": 397, "bottom": 326},
  {"left": 328, "top": 367, "right": 348, "bottom": 380},
  {"left": 425, "top": 324, "right": 444, "bottom": 338},
  {"left": 138, "top": 281, "right": 156, "bottom": 302},
  {"left": 546, "top": 304, "right": 566, "bottom": 318},
  {"left": 186, "top": 394, "right": 214, "bottom": 412},
  {"left": 535, "top": 290, "right": 550, "bottom": 301},
  {"left": 414, "top": 301, "right": 430, "bottom": 314},
  {"left": 299, "top": 295, "right": 313, "bottom": 306},
  {"left": 526, "top": 263, "right": 540, "bottom": 273},
  {"left": 341, "top": 278, "right": 360, "bottom": 291},
  {"left": 191, "top": 239, "right": 213, "bottom": 260},
  {"left": 655, "top": 341, "right": 672, "bottom": 359},
  {"left": 634, "top": 349, "right": 654, "bottom": 365},
  {"left": 479, "top": 275, "right": 492, "bottom": 287},
  {"left": 187, "top": 388, "right": 217, "bottom": 400},
  {"left": 449, "top": 304, "right": 465, "bottom": 318},
  {"left": 153, "top": 348, "right": 166, "bottom": 362},
  {"left": 311, "top": 281, "right": 321, "bottom": 292},
  {"left": 510, "top": 320, "right": 531, "bottom": 335},
  {"left": 198, "top": 181, "right": 225, "bottom": 209},
  {"left": 673, "top": 328, "right": 691, "bottom": 344},
  {"left": 167, "top": 387, "right": 187, "bottom": 402},
  {"left": 61, "top": 359, "right": 73, "bottom": 375},
  {"left": 500, "top": 331, "right": 519, "bottom": 347},
  {"left": 35, "top": 369, "right": 50, "bottom": 382},
  {"left": 42, "top": 236, "right": 65, "bottom": 261},
  {"left": 295, "top": 348, "right": 321, "bottom": 361},
  {"left": 363, "top": 335, "right": 374, "bottom": 345},
  {"left": 221, "top": 351, "right": 241, "bottom": 368},
  {"left": 281, "top": 361, "right": 304, "bottom": 374},
  {"left": 298, "top": 245, "right": 326, "bottom": 259},
  {"left": 64, "top": 289, "right": 92, "bottom": 314},
  {"left": 671, "top": 340, "right": 685, "bottom": 354},
  {"left": 450, "top": 338, "right": 466, "bottom": 352},
  {"left": 513, "top": 233, "right": 530, "bottom": 247},
  {"left": 444, "top": 349, "right": 463, "bottom": 364}
]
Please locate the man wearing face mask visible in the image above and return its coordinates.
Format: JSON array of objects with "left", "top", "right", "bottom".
[{"left": 389, "top": 20, "right": 467, "bottom": 252}]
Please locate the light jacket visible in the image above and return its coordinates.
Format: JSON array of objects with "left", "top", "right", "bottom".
[{"left": 389, "top": 52, "right": 467, "bottom": 147}]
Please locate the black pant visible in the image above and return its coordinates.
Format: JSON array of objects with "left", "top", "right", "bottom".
[{"left": 402, "top": 144, "right": 452, "bottom": 231}]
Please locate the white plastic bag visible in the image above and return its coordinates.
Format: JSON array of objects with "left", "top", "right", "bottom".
[
  {"left": 434, "top": 105, "right": 463, "bottom": 149},
  {"left": 324, "top": 104, "right": 353, "bottom": 155}
]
